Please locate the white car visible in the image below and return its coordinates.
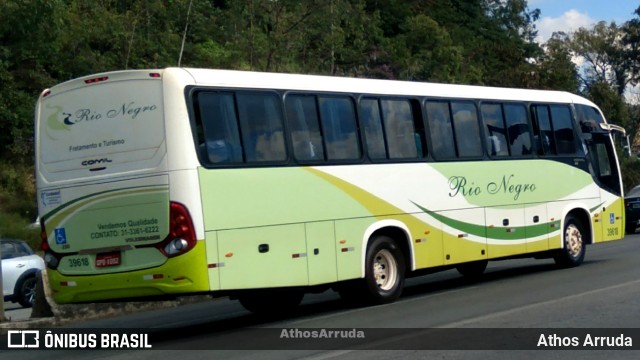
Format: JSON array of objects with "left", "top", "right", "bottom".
[{"left": 2, "top": 239, "right": 45, "bottom": 307}]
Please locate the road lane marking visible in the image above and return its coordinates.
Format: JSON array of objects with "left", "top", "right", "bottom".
[{"left": 440, "top": 278, "right": 640, "bottom": 328}]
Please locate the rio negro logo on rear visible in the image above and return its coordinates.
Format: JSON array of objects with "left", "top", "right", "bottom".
[{"left": 47, "top": 102, "right": 157, "bottom": 130}]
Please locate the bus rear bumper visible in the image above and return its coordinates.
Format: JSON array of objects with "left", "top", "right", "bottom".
[{"left": 47, "top": 241, "right": 209, "bottom": 304}]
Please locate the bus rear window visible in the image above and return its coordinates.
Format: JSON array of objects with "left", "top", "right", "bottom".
[{"left": 37, "top": 79, "right": 165, "bottom": 176}]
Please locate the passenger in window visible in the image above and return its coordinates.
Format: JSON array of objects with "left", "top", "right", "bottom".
[
  {"left": 255, "top": 130, "right": 285, "bottom": 161},
  {"left": 205, "top": 139, "right": 231, "bottom": 163}
]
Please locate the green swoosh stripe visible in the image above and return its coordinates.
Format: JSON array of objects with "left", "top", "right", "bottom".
[
  {"left": 412, "top": 202, "right": 561, "bottom": 241},
  {"left": 42, "top": 185, "right": 168, "bottom": 224}
]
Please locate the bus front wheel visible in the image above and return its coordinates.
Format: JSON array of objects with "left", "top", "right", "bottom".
[{"left": 554, "top": 216, "right": 586, "bottom": 267}]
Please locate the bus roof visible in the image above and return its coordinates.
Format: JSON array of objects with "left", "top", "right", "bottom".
[
  {"left": 179, "top": 67, "right": 596, "bottom": 108},
  {"left": 41, "top": 67, "right": 598, "bottom": 109}
]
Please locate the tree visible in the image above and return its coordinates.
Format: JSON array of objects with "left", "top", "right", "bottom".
[
  {"left": 586, "top": 82, "right": 629, "bottom": 130},
  {"left": 0, "top": 0, "right": 62, "bottom": 159},
  {"left": 569, "top": 21, "right": 631, "bottom": 96},
  {"left": 622, "top": 6, "right": 640, "bottom": 89},
  {"left": 535, "top": 32, "right": 579, "bottom": 92},
  {"left": 392, "top": 14, "right": 462, "bottom": 82}
]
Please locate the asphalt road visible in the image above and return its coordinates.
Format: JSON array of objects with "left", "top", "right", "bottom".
[
  {"left": 3, "top": 234, "right": 640, "bottom": 359},
  {"left": 2, "top": 300, "right": 30, "bottom": 322}
]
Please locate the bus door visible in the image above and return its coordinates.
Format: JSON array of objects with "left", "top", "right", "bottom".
[{"left": 588, "top": 131, "right": 624, "bottom": 241}]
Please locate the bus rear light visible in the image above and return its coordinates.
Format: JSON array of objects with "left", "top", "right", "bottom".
[
  {"left": 84, "top": 76, "right": 109, "bottom": 84},
  {"left": 40, "top": 223, "right": 62, "bottom": 269},
  {"left": 44, "top": 251, "right": 60, "bottom": 269},
  {"left": 43, "top": 90, "right": 51, "bottom": 97},
  {"left": 164, "top": 238, "right": 189, "bottom": 256},
  {"left": 156, "top": 202, "right": 196, "bottom": 258},
  {"left": 149, "top": 72, "right": 161, "bottom": 78}
]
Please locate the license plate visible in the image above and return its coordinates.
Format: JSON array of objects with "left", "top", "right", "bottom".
[{"left": 95, "top": 251, "right": 121, "bottom": 268}]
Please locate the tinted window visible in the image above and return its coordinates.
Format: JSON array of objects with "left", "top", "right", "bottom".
[
  {"left": 550, "top": 105, "right": 577, "bottom": 154},
  {"left": 237, "top": 93, "right": 286, "bottom": 162},
  {"left": 360, "top": 98, "right": 422, "bottom": 160},
  {"left": 286, "top": 95, "right": 325, "bottom": 161},
  {"left": 197, "top": 92, "right": 243, "bottom": 163},
  {"left": 426, "top": 101, "right": 456, "bottom": 159},
  {"left": 318, "top": 97, "right": 361, "bottom": 160},
  {"left": 533, "top": 105, "right": 555, "bottom": 155},
  {"left": 504, "top": 104, "right": 532, "bottom": 156},
  {"left": 381, "top": 99, "right": 419, "bottom": 159},
  {"left": 452, "top": 102, "right": 483, "bottom": 157},
  {"left": 360, "top": 99, "right": 387, "bottom": 159},
  {"left": 196, "top": 91, "right": 287, "bottom": 165},
  {"left": 481, "top": 104, "right": 508, "bottom": 156}
]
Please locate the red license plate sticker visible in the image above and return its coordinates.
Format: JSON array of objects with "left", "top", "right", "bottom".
[{"left": 95, "top": 252, "right": 121, "bottom": 268}]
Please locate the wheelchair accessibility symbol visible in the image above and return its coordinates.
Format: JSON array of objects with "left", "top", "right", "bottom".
[{"left": 54, "top": 228, "right": 67, "bottom": 245}]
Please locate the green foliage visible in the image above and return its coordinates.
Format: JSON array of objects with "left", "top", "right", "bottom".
[
  {"left": 0, "top": 160, "right": 38, "bottom": 247},
  {"left": 586, "top": 82, "right": 629, "bottom": 128},
  {"left": 393, "top": 14, "right": 462, "bottom": 82},
  {"left": 534, "top": 33, "right": 579, "bottom": 92},
  {"left": 0, "top": 211, "right": 40, "bottom": 250},
  {"left": 621, "top": 156, "right": 640, "bottom": 193}
]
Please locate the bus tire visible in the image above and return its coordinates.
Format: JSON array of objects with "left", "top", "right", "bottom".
[
  {"left": 238, "top": 289, "right": 304, "bottom": 316},
  {"left": 16, "top": 275, "right": 38, "bottom": 308},
  {"left": 361, "top": 235, "right": 406, "bottom": 305},
  {"left": 554, "top": 215, "right": 586, "bottom": 268},
  {"left": 456, "top": 260, "right": 488, "bottom": 280},
  {"left": 625, "top": 224, "right": 636, "bottom": 234}
]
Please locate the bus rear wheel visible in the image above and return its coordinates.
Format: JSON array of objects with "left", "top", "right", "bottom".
[
  {"left": 456, "top": 260, "right": 488, "bottom": 280},
  {"left": 554, "top": 215, "right": 586, "bottom": 267},
  {"left": 237, "top": 288, "right": 304, "bottom": 316},
  {"left": 340, "top": 235, "right": 406, "bottom": 306}
]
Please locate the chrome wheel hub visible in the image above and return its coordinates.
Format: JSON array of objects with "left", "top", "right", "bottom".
[{"left": 373, "top": 249, "right": 398, "bottom": 291}]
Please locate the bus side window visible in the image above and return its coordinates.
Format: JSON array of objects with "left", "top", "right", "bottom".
[
  {"left": 504, "top": 103, "right": 532, "bottom": 156},
  {"left": 532, "top": 105, "right": 555, "bottom": 156},
  {"left": 426, "top": 101, "right": 456, "bottom": 159},
  {"left": 380, "top": 99, "right": 418, "bottom": 159},
  {"left": 237, "top": 92, "right": 287, "bottom": 163},
  {"left": 360, "top": 98, "right": 387, "bottom": 160},
  {"left": 319, "top": 96, "right": 361, "bottom": 160},
  {"left": 550, "top": 105, "right": 577, "bottom": 155},
  {"left": 481, "top": 103, "right": 509, "bottom": 157},
  {"left": 285, "top": 95, "right": 325, "bottom": 161},
  {"left": 452, "top": 102, "right": 483, "bottom": 158},
  {"left": 197, "top": 92, "right": 243, "bottom": 164}
]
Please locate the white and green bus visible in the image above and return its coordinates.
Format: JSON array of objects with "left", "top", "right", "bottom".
[{"left": 35, "top": 68, "right": 625, "bottom": 312}]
